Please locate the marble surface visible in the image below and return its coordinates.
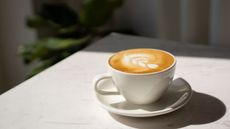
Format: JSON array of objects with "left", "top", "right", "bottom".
[{"left": 1, "top": 33, "right": 230, "bottom": 129}]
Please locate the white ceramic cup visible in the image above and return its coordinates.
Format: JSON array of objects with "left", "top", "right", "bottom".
[{"left": 93, "top": 49, "right": 176, "bottom": 105}]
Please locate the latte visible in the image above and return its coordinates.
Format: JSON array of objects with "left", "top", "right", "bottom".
[{"left": 109, "top": 49, "right": 175, "bottom": 74}]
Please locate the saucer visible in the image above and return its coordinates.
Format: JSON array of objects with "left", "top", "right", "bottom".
[{"left": 94, "top": 77, "right": 193, "bottom": 117}]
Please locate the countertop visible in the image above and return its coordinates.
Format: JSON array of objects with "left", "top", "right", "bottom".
[{"left": 1, "top": 33, "right": 230, "bottom": 129}]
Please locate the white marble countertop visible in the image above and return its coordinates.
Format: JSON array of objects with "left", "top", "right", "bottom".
[{"left": 1, "top": 33, "right": 230, "bottom": 129}]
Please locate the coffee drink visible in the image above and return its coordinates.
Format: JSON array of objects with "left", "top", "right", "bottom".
[
  {"left": 109, "top": 48, "right": 174, "bottom": 74},
  {"left": 94, "top": 48, "right": 176, "bottom": 104}
]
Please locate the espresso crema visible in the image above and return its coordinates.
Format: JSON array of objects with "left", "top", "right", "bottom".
[{"left": 109, "top": 49, "right": 175, "bottom": 74}]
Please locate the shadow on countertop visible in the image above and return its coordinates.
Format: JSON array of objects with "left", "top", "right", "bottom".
[
  {"left": 110, "top": 91, "right": 226, "bottom": 129},
  {"left": 84, "top": 33, "right": 230, "bottom": 59}
]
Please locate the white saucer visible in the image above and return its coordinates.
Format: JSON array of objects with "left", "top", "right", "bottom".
[{"left": 94, "top": 77, "right": 193, "bottom": 117}]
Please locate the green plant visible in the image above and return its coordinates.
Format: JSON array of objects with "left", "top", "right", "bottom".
[{"left": 19, "top": 0, "right": 123, "bottom": 77}]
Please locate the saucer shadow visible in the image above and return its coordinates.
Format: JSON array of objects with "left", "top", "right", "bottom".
[{"left": 110, "top": 91, "right": 226, "bottom": 129}]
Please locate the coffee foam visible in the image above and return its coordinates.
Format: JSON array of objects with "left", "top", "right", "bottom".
[
  {"left": 123, "top": 54, "right": 159, "bottom": 69},
  {"left": 109, "top": 49, "right": 174, "bottom": 74}
]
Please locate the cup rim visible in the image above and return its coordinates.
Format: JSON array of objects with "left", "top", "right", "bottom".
[{"left": 108, "top": 48, "right": 177, "bottom": 75}]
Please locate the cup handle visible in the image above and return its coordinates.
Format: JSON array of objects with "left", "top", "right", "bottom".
[{"left": 93, "top": 73, "right": 118, "bottom": 95}]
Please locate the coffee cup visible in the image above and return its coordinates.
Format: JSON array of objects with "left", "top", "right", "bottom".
[{"left": 93, "top": 48, "right": 176, "bottom": 105}]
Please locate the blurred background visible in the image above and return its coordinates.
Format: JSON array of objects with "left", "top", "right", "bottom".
[{"left": 0, "top": 0, "right": 230, "bottom": 94}]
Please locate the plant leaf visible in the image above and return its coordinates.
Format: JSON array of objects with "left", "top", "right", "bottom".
[
  {"left": 79, "top": 0, "right": 123, "bottom": 27},
  {"left": 39, "top": 4, "right": 78, "bottom": 27},
  {"left": 26, "top": 15, "right": 48, "bottom": 28},
  {"left": 44, "top": 36, "right": 90, "bottom": 50},
  {"left": 19, "top": 36, "right": 90, "bottom": 64}
]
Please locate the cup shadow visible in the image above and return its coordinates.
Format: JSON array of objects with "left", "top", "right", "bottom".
[{"left": 109, "top": 91, "right": 226, "bottom": 129}]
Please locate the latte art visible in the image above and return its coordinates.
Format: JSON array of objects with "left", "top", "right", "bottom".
[
  {"left": 109, "top": 49, "right": 175, "bottom": 74},
  {"left": 123, "top": 54, "right": 159, "bottom": 69}
]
